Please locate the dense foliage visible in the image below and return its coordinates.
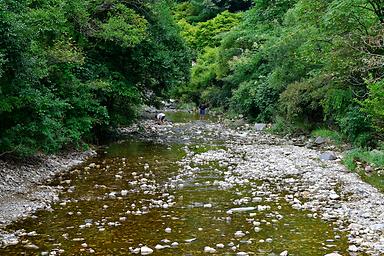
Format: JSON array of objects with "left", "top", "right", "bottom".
[
  {"left": 176, "top": 0, "right": 384, "bottom": 147},
  {"left": 1, "top": 0, "right": 383, "bottom": 156},
  {"left": 0, "top": 0, "right": 190, "bottom": 156}
]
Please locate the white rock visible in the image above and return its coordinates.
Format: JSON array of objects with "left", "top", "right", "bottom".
[
  {"left": 348, "top": 245, "right": 359, "bottom": 252},
  {"left": 280, "top": 250, "right": 288, "bottom": 256},
  {"left": 154, "top": 244, "right": 166, "bottom": 250},
  {"left": 329, "top": 194, "right": 340, "bottom": 200},
  {"left": 216, "top": 243, "right": 225, "bottom": 248},
  {"left": 185, "top": 238, "right": 196, "bottom": 243},
  {"left": 140, "top": 246, "right": 153, "bottom": 255},
  {"left": 165, "top": 227, "right": 172, "bottom": 233},
  {"left": 204, "top": 246, "right": 217, "bottom": 253},
  {"left": 234, "top": 231, "right": 246, "bottom": 238},
  {"left": 227, "top": 207, "right": 256, "bottom": 214}
]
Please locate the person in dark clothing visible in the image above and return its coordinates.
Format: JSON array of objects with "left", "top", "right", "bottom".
[{"left": 198, "top": 103, "right": 208, "bottom": 120}]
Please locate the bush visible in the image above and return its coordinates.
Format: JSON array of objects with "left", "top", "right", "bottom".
[
  {"left": 311, "top": 128, "right": 343, "bottom": 144},
  {"left": 230, "top": 80, "right": 280, "bottom": 122},
  {"left": 337, "top": 106, "right": 374, "bottom": 147},
  {"left": 361, "top": 80, "right": 384, "bottom": 134},
  {"left": 279, "top": 80, "right": 324, "bottom": 123}
]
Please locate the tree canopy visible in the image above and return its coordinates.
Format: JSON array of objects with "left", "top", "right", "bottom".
[
  {"left": 0, "top": 0, "right": 190, "bottom": 156},
  {"left": 175, "top": 0, "right": 384, "bottom": 147}
]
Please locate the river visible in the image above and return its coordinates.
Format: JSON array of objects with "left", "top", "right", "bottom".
[{"left": 1, "top": 112, "right": 370, "bottom": 255}]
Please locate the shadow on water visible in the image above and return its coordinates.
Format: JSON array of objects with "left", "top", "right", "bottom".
[{"left": 0, "top": 113, "right": 358, "bottom": 255}]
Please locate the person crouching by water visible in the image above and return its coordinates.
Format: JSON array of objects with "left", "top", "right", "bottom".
[
  {"left": 198, "top": 103, "right": 208, "bottom": 120},
  {"left": 156, "top": 112, "right": 166, "bottom": 124}
]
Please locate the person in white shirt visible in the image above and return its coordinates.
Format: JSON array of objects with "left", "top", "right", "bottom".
[{"left": 156, "top": 112, "right": 166, "bottom": 124}]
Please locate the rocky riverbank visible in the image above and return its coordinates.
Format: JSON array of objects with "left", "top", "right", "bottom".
[{"left": 0, "top": 150, "right": 96, "bottom": 229}]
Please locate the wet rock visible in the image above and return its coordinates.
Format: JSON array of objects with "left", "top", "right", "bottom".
[
  {"left": 204, "top": 246, "right": 217, "bottom": 253},
  {"left": 140, "top": 246, "right": 153, "bottom": 255},
  {"left": 227, "top": 207, "right": 256, "bottom": 214},
  {"left": 234, "top": 231, "right": 245, "bottom": 238},
  {"left": 185, "top": 238, "right": 196, "bottom": 243},
  {"left": 154, "top": 244, "right": 167, "bottom": 250}
]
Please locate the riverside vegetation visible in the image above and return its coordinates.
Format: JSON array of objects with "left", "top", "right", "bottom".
[{"left": 170, "top": 0, "right": 384, "bottom": 189}]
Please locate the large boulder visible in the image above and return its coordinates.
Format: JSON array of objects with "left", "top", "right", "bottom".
[
  {"left": 314, "top": 136, "right": 328, "bottom": 145},
  {"left": 320, "top": 152, "right": 337, "bottom": 161},
  {"left": 255, "top": 123, "right": 267, "bottom": 131}
]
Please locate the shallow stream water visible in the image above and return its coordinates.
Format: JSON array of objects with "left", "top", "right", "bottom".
[{"left": 1, "top": 113, "right": 353, "bottom": 255}]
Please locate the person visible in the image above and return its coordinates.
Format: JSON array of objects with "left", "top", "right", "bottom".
[
  {"left": 198, "top": 103, "right": 208, "bottom": 120},
  {"left": 156, "top": 112, "right": 166, "bottom": 124}
]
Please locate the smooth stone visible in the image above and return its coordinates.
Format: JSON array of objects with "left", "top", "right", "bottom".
[
  {"left": 154, "top": 244, "right": 166, "bottom": 250},
  {"left": 320, "top": 152, "right": 337, "bottom": 161},
  {"left": 255, "top": 123, "right": 267, "bottom": 131},
  {"left": 140, "top": 246, "right": 153, "bottom": 255},
  {"left": 165, "top": 227, "right": 172, "bottom": 233},
  {"left": 216, "top": 243, "right": 225, "bottom": 248},
  {"left": 329, "top": 194, "right": 340, "bottom": 200},
  {"left": 204, "top": 246, "right": 217, "bottom": 253},
  {"left": 24, "top": 244, "right": 39, "bottom": 249},
  {"left": 324, "top": 253, "right": 342, "bottom": 256},
  {"left": 185, "top": 238, "right": 197, "bottom": 243},
  {"left": 227, "top": 207, "right": 256, "bottom": 214},
  {"left": 237, "top": 252, "right": 249, "bottom": 256},
  {"left": 280, "top": 250, "right": 289, "bottom": 256},
  {"left": 348, "top": 245, "right": 359, "bottom": 252},
  {"left": 315, "top": 137, "right": 327, "bottom": 144},
  {"left": 235, "top": 231, "right": 246, "bottom": 238}
]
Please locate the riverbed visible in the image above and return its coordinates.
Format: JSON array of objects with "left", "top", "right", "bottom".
[{"left": 1, "top": 113, "right": 383, "bottom": 255}]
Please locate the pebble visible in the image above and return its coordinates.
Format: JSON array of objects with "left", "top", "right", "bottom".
[
  {"left": 154, "top": 244, "right": 166, "bottom": 250},
  {"left": 204, "top": 246, "right": 216, "bottom": 253},
  {"left": 234, "top": 231, "right": 245, "bottom": 238},
  {"left": 348, "top": 245, "right": 359, "bottom": 252}
]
